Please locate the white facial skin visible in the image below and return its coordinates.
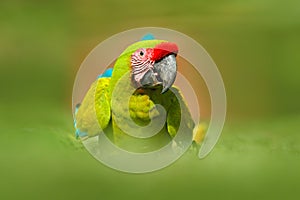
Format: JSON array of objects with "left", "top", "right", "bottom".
[{"left": 131, "top": 48, "right": 155, "bottom": 86}]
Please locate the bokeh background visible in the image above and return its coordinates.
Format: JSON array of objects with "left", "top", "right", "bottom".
[{"left": 1, "top": 0, "right": 300, "bottom": 199}]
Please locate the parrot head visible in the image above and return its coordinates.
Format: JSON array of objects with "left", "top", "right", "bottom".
[
  {"left": 130, "top": 41, "right": 178, "bottom": 93},
  {"left": 108, "top": 39, "right": 179, "bottom": 95}
]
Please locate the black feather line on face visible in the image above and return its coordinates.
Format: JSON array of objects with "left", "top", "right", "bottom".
[{"left": 131, "top": 49, "right": 155, "bottom": 87}]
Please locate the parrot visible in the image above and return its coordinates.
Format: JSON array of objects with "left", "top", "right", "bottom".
[{"left": 74, "top": 35, "right": 206, "bottom": 153}]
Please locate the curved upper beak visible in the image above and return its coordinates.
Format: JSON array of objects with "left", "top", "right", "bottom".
[
  {"left": 155, "top": 54, "right": 177, "bottom": 93},
  {"left": 140, "top": 42, "right": 178, "bottom": 93}
]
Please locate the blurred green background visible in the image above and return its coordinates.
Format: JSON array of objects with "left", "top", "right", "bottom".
[{"left": 1, "top": 0, "right": 300, "bottom": 199}]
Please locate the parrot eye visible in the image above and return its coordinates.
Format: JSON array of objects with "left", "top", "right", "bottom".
[{"left": 139, "top": 51, "right": 144, "bottom": 56}]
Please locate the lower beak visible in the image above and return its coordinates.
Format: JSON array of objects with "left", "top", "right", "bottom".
[{"left": 140, "top": 54, "right": 177, "bottom": 93}]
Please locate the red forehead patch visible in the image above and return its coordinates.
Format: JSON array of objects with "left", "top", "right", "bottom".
[{"left": 152, "top": 42, "right": 178, "bottom": 61}]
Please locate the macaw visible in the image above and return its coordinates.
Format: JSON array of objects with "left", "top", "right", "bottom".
[{"left": 74, "top": 36, "right": 205, "bottom": 152}]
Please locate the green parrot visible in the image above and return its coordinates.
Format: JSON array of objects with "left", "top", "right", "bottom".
[{"left": 74, "top": 36, "right": 205, "bottom": 152}]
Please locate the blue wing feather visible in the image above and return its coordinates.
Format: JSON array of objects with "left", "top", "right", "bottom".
[
  {"left": 97, "top": 68, "right": 113, "bottom": 79},
  {"left": 141, "top": 33, "right": 155, "bottom": 41}
]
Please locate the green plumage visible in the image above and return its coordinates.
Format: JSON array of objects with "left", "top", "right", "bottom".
[
  {"left": 75, "top": 39, "right": 199, "bottom": 152},
  {"left": 75, "top": 78, "right": 111, "bottom": 137}
]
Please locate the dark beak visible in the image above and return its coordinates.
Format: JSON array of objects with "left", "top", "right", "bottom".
[
  {"left": 140, "top": 54, "right": 177, "bottom": 93},
  {"left": 155, "top": 54, "right": 177, "bottom": 93}
]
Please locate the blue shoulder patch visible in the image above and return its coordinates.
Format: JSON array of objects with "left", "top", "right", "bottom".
[
  {"left": 75, "top": 128, "right": 88, "bottom": 139},
  {"left": 73, "top": 103, "right": 87, "bottom": 138},
  {"left": 141, "top": 33, "right": 155, "bottom": 41},
  {"left": 97, "top": 68, "right": 113, "bottom": 79}
]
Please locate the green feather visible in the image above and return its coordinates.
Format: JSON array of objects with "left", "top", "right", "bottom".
[{"left": 75, "top": 78, "right": 111, "bottom": 138}]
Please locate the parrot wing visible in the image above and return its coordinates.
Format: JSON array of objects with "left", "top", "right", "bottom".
[
  {"left": 167, "top": 86, "right": 207, "bottom": 145},
  {"left": 75, "top": 77, "right": 111, "bottom": 139},
  {"left": 166, "top": 86, "right": 195, "bottom": 138}
]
